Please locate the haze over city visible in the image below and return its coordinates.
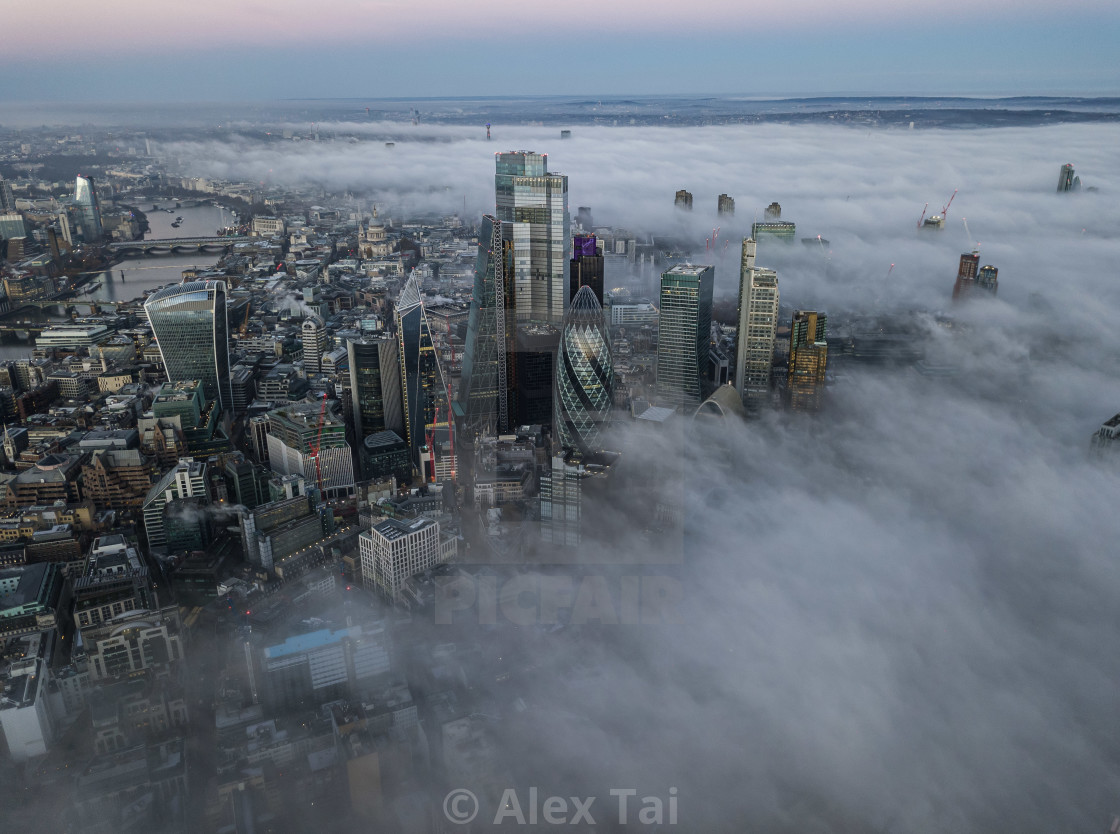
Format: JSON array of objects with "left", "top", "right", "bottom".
[{"left": 0, "top": 5, "right": 1118, "bottom": 833}]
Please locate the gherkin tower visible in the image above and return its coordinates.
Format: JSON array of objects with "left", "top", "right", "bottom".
[{"left": 554, "top": 285, "right": 613, "bottom": 453}]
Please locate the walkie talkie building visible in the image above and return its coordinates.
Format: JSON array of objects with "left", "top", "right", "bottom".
[{"left": 144, "top": 280, "right": 234, "bottom": 412}]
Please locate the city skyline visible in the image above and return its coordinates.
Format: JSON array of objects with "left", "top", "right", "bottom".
[{"left": 1, "top": 86, "right": 1120, "bottom": 833}]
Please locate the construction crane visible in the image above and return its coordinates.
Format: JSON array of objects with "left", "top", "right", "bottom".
[
  {"left": 309, "top": 391, "right": 329, "bottom": 494},
  {"left": 916, "top": 203, "right": 928, "bottom": 229},
  {"left": 425, "top": 401, "right": 439, "bottom": 483},
  {"left": 941, "top": 189, "right": 958, "bottom": 220},
  {"left": 962, "top": 217, "right": 979, "bottom": 253}
]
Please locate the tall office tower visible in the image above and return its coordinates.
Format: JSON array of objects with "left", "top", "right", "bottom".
[
  {"left": 495, "top": 152, "right": 567, "bottom": 426},
  {"left": 497, "top": 150, "right": 568, "bottom": 322},
  {"left": 788, "top": 311, "right": 828, "bottom": 412},
  {"left": 265, "top": 401, "right": 355, "bottom": 499},
  {"left": 569, "top": 234, "right": 605, "bottom": 307},
  {"left": 396, "top": 274, "right": 450, "bottom": 468},
  {"left": 718, "top": 194, "right": 735, "bottom": 216},
  {"left": 975, "top": 264, "right": 999, "bottom": 295},
  {"left": 301, "top": 316, "right": 327, "bottom": 375},
  {"left": 495, "top": 150, "right": 547, "bottom": 227},
  {"left": 0, "top": 176, "right": 14, "bottom": 212},
  {"left": 144, "top": 281, "right": 234, "bottom": 412},
  {"left": 674, "top": 190, "right": 693, "bottom": 210},
  {"left": 765, "top": 202, "right": 782, "bottom": 219},
  {"left": 540, "top": 452, "right": 583, "bottom": 547},
  {"left": 656, "top": 264, "right": 715, "bottom": 410},
  {"left": 347, "top": 335, "right": 404, "bottom": 441},
  {"left": 952, "top": 252, "right": 980, "bottom": 301},
  {"left": 1057, "top": 163, "right": 1080, "bottom": 193},
  {"left": 555, "top": 286, "right": 613, "bottom": 453},
  {"left": 458, "top": 215, "right": 512, "bottom": 437},
  {"left": 511, "top": 171, "right": 569, "bottom": 323},
  {"left": 733, "top": 239, "right": 779, "bottom": 404},
  {"left": 73, "top": 174, "right": 103, "bottom": 241}
]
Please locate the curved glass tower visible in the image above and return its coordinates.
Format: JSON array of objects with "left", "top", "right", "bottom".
[
  {"left": 74, "top": 174, "right": 103, "bottom": 241},
  {"left": 554, "top": 285, "right": 613, "bottom": 453},
  {"left": 144, "top": 280, "right": 234, "bottom": 412}
]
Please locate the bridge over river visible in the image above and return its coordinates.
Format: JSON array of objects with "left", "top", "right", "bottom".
[{"left": 108, "top": 236, "right": 246, "bottom": 256}]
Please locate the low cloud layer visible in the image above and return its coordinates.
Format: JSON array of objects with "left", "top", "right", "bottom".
[{"left": 50, "top": 120, "right": 1120, "bottom": 829}]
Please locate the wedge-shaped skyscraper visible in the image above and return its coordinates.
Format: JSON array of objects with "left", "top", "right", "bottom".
[
  {"left": 554, "top": 285, "right": 613, "bottom": 453},
  {"left": 457, "top": 215, "right": 511, "bottom": 437},
  {"left": 396, "top": 274, "right": 450, "bottom": 470},
  {"left": 144, "top": 280, "right": 233, "bottom": 412}
]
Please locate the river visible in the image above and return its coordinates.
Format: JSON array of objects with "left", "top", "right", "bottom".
[
  {"left": 0, "top": 202, "right": 234, "bottom": 362},
  {"left": 84, "top": 201, "right": 230, "bottom": 303}
]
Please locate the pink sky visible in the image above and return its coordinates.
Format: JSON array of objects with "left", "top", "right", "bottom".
[{"left": 3, "top": 0, "right": 1111, "bottom": 59}]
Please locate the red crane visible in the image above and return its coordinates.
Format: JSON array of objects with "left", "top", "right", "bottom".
[
  {"left": 941, "top": 189, "right": 958, "bottom": 220},
  {"left": 916, "top": 202, "right": 928, "bottom": 229},
  {"left": 425, "top": 402, "right": 439, "bottom": 483},
  {"left": 310, "top": 391, "right": 328, "bottom": 493}
]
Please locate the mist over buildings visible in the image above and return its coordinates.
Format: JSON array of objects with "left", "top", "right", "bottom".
[{"left": 3, "top": 111, "right": 1119, "bottom": 832}]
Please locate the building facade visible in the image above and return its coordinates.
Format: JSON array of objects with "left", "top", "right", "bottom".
[
  {"left": 656, "top": 264, "right": 714, "bottom": 410},
  {"left": 788, "top": 310, "right": 828, "bottom": 412},
  {"left": 359, "top": 517, "right": 455, "bottom": 602},
  {"left": 554, "top": 286, "right": 613, "bottom": 453},
  {"left": 74, "top": 174, "right": 103, "bottom": 241},
  {"left": 569, "top": 234, "right": 605, "bottom": 308},
  {"left": 347, "top": 335, "right": 404, "bottom": 441},
  {"left": 734, "top": 238, "right": 779, "bottom": 404},
  {"left": 144, "top": 280, "right": 234, "bottom": 412},
  {"left": 457, "top": 215, "right": 512, "bottom": 437},
  {"left": 396, "top": 275, "right": 450, "bottom": 474},
  {"left": 265, "top": 401, "right": 355, "bottom": 499}
]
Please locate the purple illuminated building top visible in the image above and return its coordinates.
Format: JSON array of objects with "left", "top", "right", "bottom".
[{"left": 574, "top": 235, "right": 598, "bottom": 258}]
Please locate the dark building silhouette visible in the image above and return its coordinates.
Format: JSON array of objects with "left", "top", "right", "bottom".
[{"left": 569, "top": 234, "right": 604, "bottom": 308}]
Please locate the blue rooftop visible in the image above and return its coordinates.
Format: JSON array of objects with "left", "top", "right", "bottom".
[{"left": 263, "top": 627, "right": 353, "bottom": 659}]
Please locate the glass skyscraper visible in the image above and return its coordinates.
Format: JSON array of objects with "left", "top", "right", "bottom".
[
  {"left": 569, "top": 234, "right": 605, "bottom": 308},
  {"left": 74, "top": 174, "right": 103, "bottom": 241},
  {"left": 457, "top": 215, "right": 511, "bottom": 437},
  {"left": 788, "top": 310, "right": 828, "bottom": 412},
  {"left": 555, "top": 286, "right": 613, "bottom": 454},
  {"left": 656, "top": 264, "right": 714, "bottom": 410},
  {"left": 396, "top": 275, "right": 449, "bottom": 466},
  {"left": 495, "top": 151, "right": 569, "bottom": 324},
  {"left": 144, "top": 280, "right": 234, "bottom": 412},
  {"left": 734, "top": 238, "right": 779, "bottom": 405},
  {"left": 347, "top": 334, "right": 403, "bottom": 442},
  {"left": 495, "top": 151, "right": 547, "bottom": 227}
]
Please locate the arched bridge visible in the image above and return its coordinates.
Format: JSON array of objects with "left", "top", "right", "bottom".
[{"left": 108, "top": 236, "right": 245, "bottom": 255}]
